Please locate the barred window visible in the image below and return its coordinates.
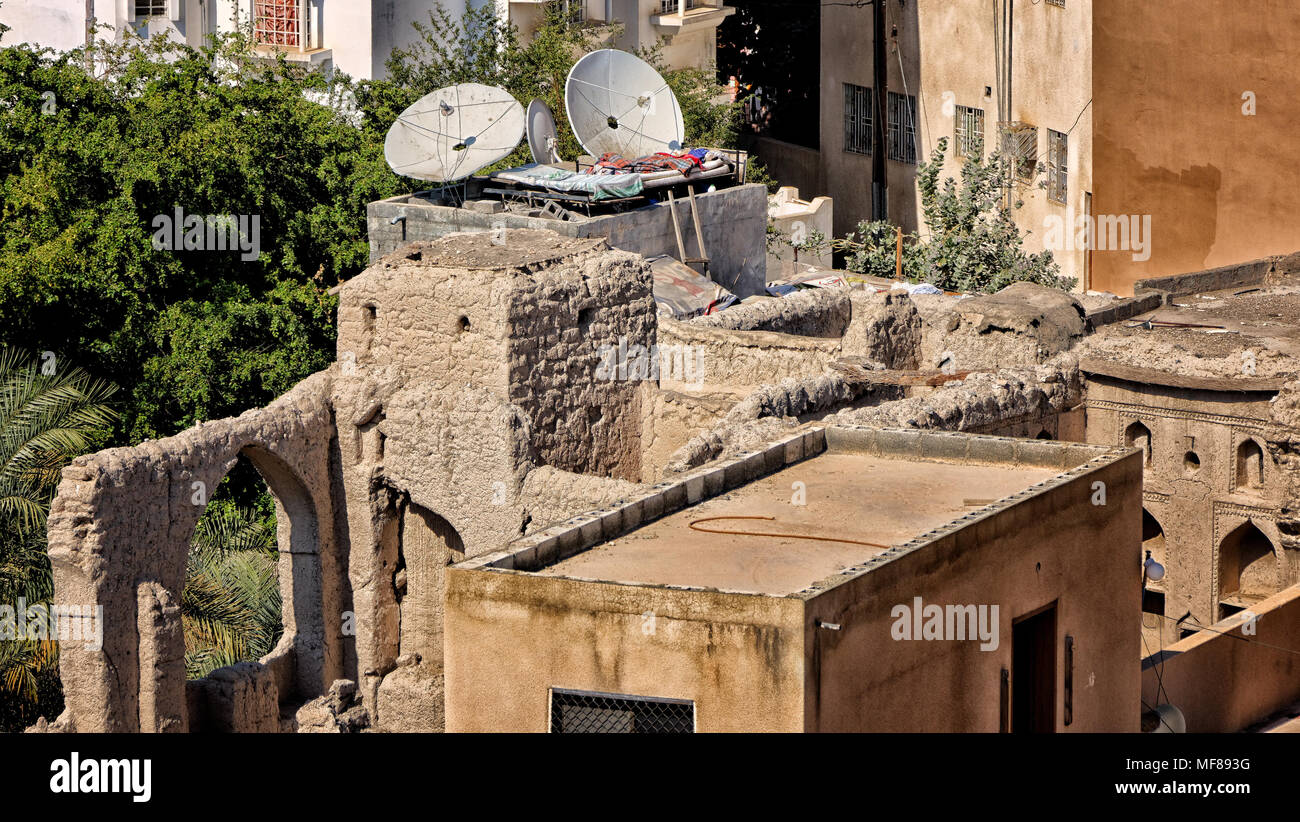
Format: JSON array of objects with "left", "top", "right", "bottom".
[
  {"left": 135, "top": 0, "right": 167, "bottom": 16},
  {"left": 1046, "top": 0, "right": 1065, "bottom": 7},
  {"left": 888, "top": 91, "right": 917, "bottom": 164},
  {"left": 843, "top": 83, "right": 872, "bottom": 155},
  {"left": 253, "top": 0, "right": 309, "bottom": 48},
  {"left": 553, "top": 0, "right": 588, "bottom": 24},
  {"left": 955, "top": 105, "right": 984, "bottom": 161},
  {"left": 1000, "top": 122, "right": 1038, "bottom": 182},
  {"left": 550, "top": 689, "right": 694, "bottom": 733},
  {"left": 660, "top": 0, "right": 701, "bottom": 11},
  {"left": 1047, "top": 128, "right": 1068, "bottom": 203}
]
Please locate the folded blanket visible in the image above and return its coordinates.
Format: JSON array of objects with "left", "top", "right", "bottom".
[
  {"left": 587, "top": 152, "right": 705, "bottom": 176},
  {"left": 491, "top": 163, "right": 644, "bottom": 201}
]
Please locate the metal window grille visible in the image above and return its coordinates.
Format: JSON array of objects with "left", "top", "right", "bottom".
[
  {"left": 1047, "top": 128, "right": 1068, "bottom": 203},
  {"left": 1000, "top": 121, "right": 1038, "bottom": 182},
  {"left": 254, "top": 0, "right": 310, "bottom": 48},
  {"left": 888, "top": 91, "right": 917, "bottom": 164},
  {"left": 955, "top": 105, "right": 985, "bottom": 160},
  {"left": 1046, "top": 0, "right": 1065, "bottom": 7},
  {"left": 550, "top": 689, "right": 694, "bottom": 733},
  {"left": 843, "top": 83, "right": 872, "bottom": 155},
  {"left": 135, "top": 0, "right": 167, "bottom": 15},
  {"left": 553, "top": 0, "right": 587, "bottom": 24},
  {"left": 659, "top": 0, "right": 702, "bottom": 12}
]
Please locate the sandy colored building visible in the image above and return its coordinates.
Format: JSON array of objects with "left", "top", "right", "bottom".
[
  {"left": 446, "top": 426, "right": 1141, "bottom": 732},
  {"left": 1091, "top": 1, "right": 1300, "bottom": 295},
  {"left": 757, "top": 0, "right": 1092, "bottom": 288}
]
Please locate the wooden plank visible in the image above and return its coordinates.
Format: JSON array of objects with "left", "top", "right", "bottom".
[
  {"left": 829, "top": 359, "right": 975, "bottom": 386},
  {"left": 666, "top": 189, "right": 689, "bottom": 265},
  {"left": 686, "top": 184, "right": 709, "bottom": 269}
]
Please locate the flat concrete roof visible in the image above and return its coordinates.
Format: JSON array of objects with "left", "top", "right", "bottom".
[{"left": 536, "top": 452, "right": 1058, "bottom": 596}]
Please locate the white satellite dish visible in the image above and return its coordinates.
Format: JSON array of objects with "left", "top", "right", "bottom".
[
  {"left": 384, "top": 83, "right": 525, "bottom": 183},
  {"left": 564, "top": 49, "right": 685, "bottom": 159},
  {"left": 526, "top": 99, "right": 562, "bottom": 165}
]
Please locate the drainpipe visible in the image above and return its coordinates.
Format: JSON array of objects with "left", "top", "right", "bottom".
[{"left": 871, "top": 0, "right": 888, "bottom": 221}]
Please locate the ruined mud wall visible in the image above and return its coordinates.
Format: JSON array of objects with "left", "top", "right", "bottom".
[
  {"left": 44, "top": 372, "right": 343, "bottom": 732},
  {"left": 687, "top": 288, "right": 851, "bottom": 338},
  {"left": 912, "top": 282, "right": 1087, "bottom": 371}
]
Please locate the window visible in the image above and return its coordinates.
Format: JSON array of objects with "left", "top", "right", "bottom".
[
  {"left": 253, "top": 0, "right": 310, "bottom": 48},
  {"left": 888, "top": 91, "right": 917, "bottom": 164},
  {"left": 550, "top": 688, "right": 694, "bottom": 733},
  {"left": 660, "top": 0, "right": 702, "bottom": 11},
  {"left": 1046, "top": 0, "right": 1066, "bottom": 7},
  {"left": 554, "top": 0, "right": 588, "bottom": 24},
  {"left": 135, "top": 0, "right": 167, "bottom": 15},
  {"left": 1125, "top": 421, "right": 1151, "bottom": 467},
  {"left": 843, "top": 83, "right": 872, "bottom": 155},
  {"left": 1001, "top": 122, "right": 1038, "bottom": 182},
  {"left": 1236, "top": 439, "right": 1265, "bottom": 490},
  {"left": 1047, "top": 128, "right": 1068, "bottom": 203},
  {"left": 955, "top": 105, "right": 985, "bottom": 160}
]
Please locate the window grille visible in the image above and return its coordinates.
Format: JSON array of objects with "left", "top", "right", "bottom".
[
  {"left": 843, "top": 83, "right": 872, "bottom": 155},
  {"left": 1000, "top": 121, "right": 1038, "bottom": 182},
  {"left": 254, "top": 0, "right": 310, "bottom": 48},
  {"left": 550, "top": 689, "right": 694, "bottom": 733},
  {"left": 1046, "top": 0, "right": 1065, "bottom": 8},
  {"left": 955, "top": 105, "right": 985, "bottom": 161},
  {"left": 135, "top": 0, "right": 167, "bottom": 16},
  {"left": 1047, "top": 128, "right": 1068, "bottom": 203},
  {"left": 659, "top": 0, "right": 702, "bottom": 12},
  {"left": 888, "top": 91, "right": 917, "bottom": 164}
]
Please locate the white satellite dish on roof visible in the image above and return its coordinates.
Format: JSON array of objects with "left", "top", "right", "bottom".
[
  {"left": 384, "top": 83, "right": 525, "bottom": 183},
  {"left": 526, "top": 98, "right": 563, "bottom": 165},
  {"left": 564, "top": 49, "right": 685, "bottom": 159}
]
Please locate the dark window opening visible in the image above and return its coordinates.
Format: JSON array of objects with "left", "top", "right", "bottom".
[{"left": 550, "top": 689, "right": 694, "bottom": 733}]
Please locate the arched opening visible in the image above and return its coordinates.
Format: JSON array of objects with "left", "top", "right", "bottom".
[
  {"left": 1140, "top": 509, "right": 1168, "bottom": 657},
  {"left": 1035, "top": 429, "right": 1053, "bottom": 440},
  {"left": 1235, "top": 439, "right": 1265, "bottom": 491},
  {"left": 1183, "top": 451, "right": 1201, "bottom": 474},
  {"left": 1219, "top": 520, "right": 1277, "bottom": 618},
  {"left": 395, "top": 501, "right": 465, "bottom": 667},
  {"left": 183, "top": 447, "right": 323, "bottom": 699},
  {"left": 1124, "top": 421, "right": 1152, "bottom": 467},
  {"left": 182, "top": 453, "right": 282, "bottom": 680}
]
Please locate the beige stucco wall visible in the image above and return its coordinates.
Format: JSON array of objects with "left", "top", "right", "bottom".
[
  {"left": 1140, "top": 584, "right": 1300, "bottom": 733},
  {"left": 443, "top": 570, "right": 806, "bottom": 732},
  {"left": 1093, "top": 0, "right": 1300, "bottom": 295},
  {"left": 801, "top": 437, "right": 1142, "bottom": 733},
  {"left": 819, "top": 0, "right": 1092, "bottom": 287}
]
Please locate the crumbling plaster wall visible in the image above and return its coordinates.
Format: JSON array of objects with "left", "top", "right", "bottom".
[{"left": 46, "top": 371, "right": 345, "bottom": 732}]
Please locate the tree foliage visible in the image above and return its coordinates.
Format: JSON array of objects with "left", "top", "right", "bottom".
[
  {"left": 841, "top": 137, "right": 1072, "bottom": 293},
  {"left": 0, "top": 346, "right": 117, "bottom": 731}
]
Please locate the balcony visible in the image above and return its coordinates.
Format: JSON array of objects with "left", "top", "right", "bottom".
[{"left": 650, "top": 0, "right": 736, "bottom": 31}]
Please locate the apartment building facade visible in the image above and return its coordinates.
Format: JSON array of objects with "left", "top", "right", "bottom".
[
  {"left": 756, "top": 0, "right": 1092, "bottom": 289},
  {"left": 1, "top": 0, "right": 730, "bottom": 78}
]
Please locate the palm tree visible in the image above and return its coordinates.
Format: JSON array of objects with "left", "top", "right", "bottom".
[
  {"left": 182, "top": 503, "right": 283, "bottom": 680},
  {"left": 0, "top": 346, "right": 117, "bottom": 731}
]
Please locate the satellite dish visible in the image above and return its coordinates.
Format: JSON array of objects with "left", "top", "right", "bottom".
[
  {"left": 384, "top": 83, "right": 525, "bottom": 182},
  {"left": 526, "top": 99, "right": 563, "bottom": 165},
  {"left": 1150, "top": 704, "right": 1186, "bottom": 733},
  {"left": 565, "top": 49, "right": 685, "bottom": 159}
]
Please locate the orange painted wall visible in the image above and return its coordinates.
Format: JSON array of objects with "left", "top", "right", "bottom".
[{"left": 1093, "top": 0, "right": 1300, "bottom": 295}]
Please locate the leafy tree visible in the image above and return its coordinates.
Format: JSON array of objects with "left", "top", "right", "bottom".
[
  {"left": 0, "top": 346, "right": 117, "bottom": 731},
  {"left": 839, "top": 220, "right": 926, "bottom": 282},
  {"left": 182, "top": 502, "right": 282, "bottom": 680},
  {"left": 915, "top": 136, "right": 1070, "bottom": 293},
  {"left": 0, "top": 27, "right": 404, "bottom": 445}
]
